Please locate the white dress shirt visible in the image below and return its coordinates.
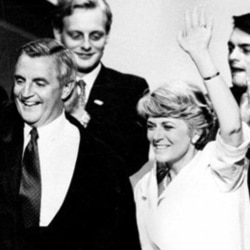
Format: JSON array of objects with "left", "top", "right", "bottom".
[{"left": 24, "top": 112, "right": 80, "bottom": 226}]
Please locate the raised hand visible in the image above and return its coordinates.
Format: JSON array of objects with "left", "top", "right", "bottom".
[
  {"left": 177, "top": 7, "right": 213, "bottom": 58},
  {"left": 177, "top": 7, "right": 242, "bottom": 147}
]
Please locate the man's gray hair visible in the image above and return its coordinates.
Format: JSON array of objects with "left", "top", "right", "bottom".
[{"left": 18, "top": 38, "right": 77, "bottom": 87}]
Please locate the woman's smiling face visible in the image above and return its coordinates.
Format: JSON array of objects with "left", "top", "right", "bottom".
[{"left": 147, "top": 116, "right": 197, "bottom": 172}]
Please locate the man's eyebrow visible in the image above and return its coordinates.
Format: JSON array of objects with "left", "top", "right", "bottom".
[
  {"left": 227, "top": 42, "right": 250, "bottom": 49},
  {"left": 14, "top": 76, "right": 49, "bottom": 84},
  {"left": 33, "top": 77, "right": 46, "bottom": 81},
  {"left": 33, "top": 77, "right": 49, "bottom": 84},
  {"left": 14, "top": 74, "right": 24, "bottom": 79},
  {"left": 239, "top": 43, "right": 250, "bottom": 47}
]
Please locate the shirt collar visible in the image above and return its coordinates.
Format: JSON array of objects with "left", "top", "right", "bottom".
[
  {"left": 76, "top": 63, "right": 101, "bottom": 87},
  {"left": 24, "top": 111, "right": 67, "bottom": 141}
]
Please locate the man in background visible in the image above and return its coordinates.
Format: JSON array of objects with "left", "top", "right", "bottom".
[
  {"left": 228, "top": 13, "right": 250, "bottom": 105},
  {"left": 0, "top": 38, "right": 140, "bottom": 250},
  {"left": 227, "top": 13, "right": 250, "bottom": 187},
  {"left": 53, "top": 0, "right": 149, "bottom": 176}
]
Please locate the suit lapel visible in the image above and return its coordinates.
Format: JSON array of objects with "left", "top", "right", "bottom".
[
  {"left": 48, "top": 123, "right": 99, "bottom": 227},
  {"left": 86, "top": 65, "right": 114, "bottom": 111}
]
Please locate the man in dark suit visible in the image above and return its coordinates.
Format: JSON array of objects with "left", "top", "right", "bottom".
[
  {"left": 53, "top": 0, "right": 149, "bottom": 176},
  {"left": 0, "top": 38, "right": 140, "bottom": 250}
]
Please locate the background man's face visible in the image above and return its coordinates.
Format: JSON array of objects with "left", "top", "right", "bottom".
[
  {"left": 55, "top": 8, "right": 109, "bottom": 75},
  {"left": 228, "top": 28, "right": 250, "bottom": 87},
  {"left": 13, "top": 54, "right": 64, "bottom": 127}
]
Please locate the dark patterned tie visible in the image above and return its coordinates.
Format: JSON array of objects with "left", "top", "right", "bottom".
[
  {"left": 19, "top": 127, "right": 41, "bottom": 228},
  {"left": 156, "top": 163, "right": 171, "bottom": 184}
]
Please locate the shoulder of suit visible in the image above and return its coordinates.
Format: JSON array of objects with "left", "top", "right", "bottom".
[
  {"left": 102, "top": 66, "right": 148, "bottom": 87},
  {"left": 0, "top": 102, "right": 23, "bottom": 142},
  {"left": 0, "top": 101, "right": 20, "bottom": 121},
  {"left": 66, "top": 113, "right": 116, "bottom": 152},
  {"left": 68, "top": 118, "right": 127, "bottom": 176},
  {"left": 0, "top": 86, "right": 8, "bottom": 102}
]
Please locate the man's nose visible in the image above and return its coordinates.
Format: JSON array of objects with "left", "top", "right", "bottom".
[
  {"left": 229, "top": 47, "right": 241, "bottom": 61},
  {"left": 21, "top": 82, "right": 33, "bottom": 97},
  {"left": 81, "top": 37, "right": 91, "bottom": 50}
]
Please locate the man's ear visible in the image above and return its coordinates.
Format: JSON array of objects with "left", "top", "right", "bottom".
[
  {"left": 61, "top": 80, "right": 75, "bottom": 100},
  {"left": 53, "top": 27, "right": 62, "bottom": 43}
]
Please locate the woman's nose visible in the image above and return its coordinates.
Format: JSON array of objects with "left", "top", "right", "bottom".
[{"left": 152, "top": 128, "right": 165, "bottom": 141}]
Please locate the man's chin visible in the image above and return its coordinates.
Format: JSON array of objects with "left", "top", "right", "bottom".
[
  {"left": 232, "top": 76, "right": 248, "bottom": 88},
  {"left": 232, "top": 82, "right": 247, "bottom": 88},
  {"left": 76, "top": 58, "right": 100, "bottom": 74}
]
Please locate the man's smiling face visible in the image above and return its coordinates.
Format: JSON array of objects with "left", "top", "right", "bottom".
[{"left": 14, "top": 54, "right": 64, "bottom": 127}]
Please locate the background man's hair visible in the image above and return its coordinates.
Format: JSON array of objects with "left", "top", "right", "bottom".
[
  {"left": 233, "top": 13, "right": 250, "bottom": 35},
  {"left": 18, "top": 38, "right": 77, "bottom": 86},
  {"left": 53, "top": 0, "right": 112, "bottom": 34}
]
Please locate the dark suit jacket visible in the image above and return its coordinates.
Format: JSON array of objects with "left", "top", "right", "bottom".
[
  {"left": 85, "top": 65, "right": 149, "bottom": 176},
  {"left": 0, "top": 103, "right": 141, "bottom": 250},
  {"left": 0, "top": 86, "right": 8, "bottom": 103}
]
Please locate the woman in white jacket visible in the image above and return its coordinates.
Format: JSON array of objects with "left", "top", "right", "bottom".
[{"left": 134, "top": 8, "right": 250, "bottom": 250}]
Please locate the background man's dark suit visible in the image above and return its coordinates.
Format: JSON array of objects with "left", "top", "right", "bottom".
[
  {"left": 53, "top": 0, "right": 149, "bottom": 176},
  {"left": 85, "top": 65, "right": 149, "bottom": 176},
  {"left": 0, "top": 102, "right": 141, "bottom": 250}
]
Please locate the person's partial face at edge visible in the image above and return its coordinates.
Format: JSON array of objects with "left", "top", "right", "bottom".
[
  {"left": 228, "top": 28, "right": 250, "bottom": 87},
  {"left": 54, "top": 7, "right": 109, "bottom": 75},
  {"left": 13, "top": 54, "right": 67, "bottom": 128}
]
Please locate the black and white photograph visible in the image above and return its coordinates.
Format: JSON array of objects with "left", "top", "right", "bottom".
[{"left": 0, "top": 0, "right": 250, "bottom": 249}]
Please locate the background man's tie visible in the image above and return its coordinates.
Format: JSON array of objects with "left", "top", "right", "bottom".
[
  {"left": 77, "top": 79, "right": 87, "bottom": 109},
  {"left": 19, "top": 127, "right": 41, "bottom": 228},
  {"left": 77, "top": 79, "right": 90, "bottom": 127}
]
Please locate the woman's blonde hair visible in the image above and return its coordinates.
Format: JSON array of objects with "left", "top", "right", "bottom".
[{"left": 137, "top": 80, "right": 217, "bottom": 149}]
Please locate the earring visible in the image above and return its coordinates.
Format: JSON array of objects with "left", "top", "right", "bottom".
[{"left": 191, "top": 134, "right": 200, "bottom": 144}]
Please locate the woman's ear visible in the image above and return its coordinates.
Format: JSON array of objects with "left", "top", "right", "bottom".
[
  {"left": 191, "top": 129, "right": 202, "bottom": 145},
  {"left": 61, "top": 80, "right": 75, "bottom": 100},
  {"left": 191, "top": 134, "right": 200, "bottom": 145}
]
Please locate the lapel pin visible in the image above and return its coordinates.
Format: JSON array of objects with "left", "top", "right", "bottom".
[{"left": 94, "top": 99, "right": 104, "bottom": 106}]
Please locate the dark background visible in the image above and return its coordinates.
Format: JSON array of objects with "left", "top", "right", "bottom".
[{"left": 0, "top": 0, "right": 55, "bottom": 96}]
